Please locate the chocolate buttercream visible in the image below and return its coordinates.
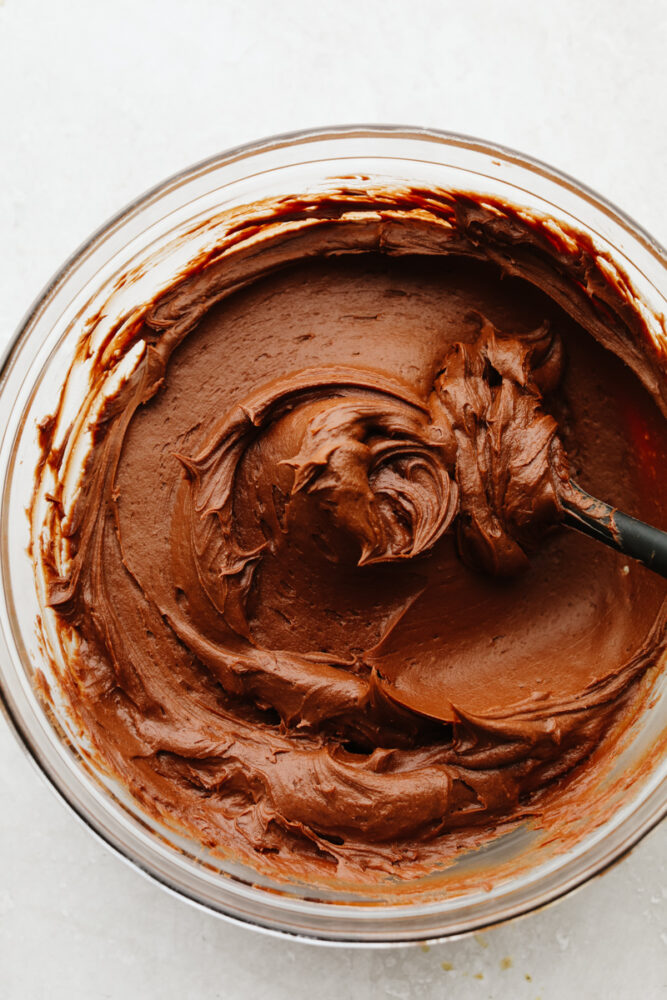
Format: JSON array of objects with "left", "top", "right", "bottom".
[{"left": 36, "top": 189, "right": 667, "bottom": 884}]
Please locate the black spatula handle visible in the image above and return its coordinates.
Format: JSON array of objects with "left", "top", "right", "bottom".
[{"left": 562, "top": 482, "right": 667, "bottom": 579}]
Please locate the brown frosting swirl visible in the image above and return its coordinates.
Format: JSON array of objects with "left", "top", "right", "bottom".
[{"left": 37, "top": 189, "right": 667, "bottom": 883}]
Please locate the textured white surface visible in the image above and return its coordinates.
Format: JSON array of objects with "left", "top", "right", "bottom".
[{"left": 1, "top": 1, "right": 666, "bottom": 997}]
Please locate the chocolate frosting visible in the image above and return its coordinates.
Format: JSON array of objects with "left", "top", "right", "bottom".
[{"left": 38, "top": 189, "right": 667, "bottom": 883}]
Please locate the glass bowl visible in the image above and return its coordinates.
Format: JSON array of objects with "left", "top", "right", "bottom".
[{"left": 0, "top": 125, "right": 665, "bottom": 945}]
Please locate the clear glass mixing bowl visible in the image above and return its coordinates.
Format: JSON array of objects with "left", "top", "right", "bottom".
[{"left": 0, "top": 126, "right": 665, "bottom": 945}]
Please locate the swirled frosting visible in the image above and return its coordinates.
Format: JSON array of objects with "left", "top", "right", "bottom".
[{"left": 37, "top": 189, "right": 667, "bottom": 884}]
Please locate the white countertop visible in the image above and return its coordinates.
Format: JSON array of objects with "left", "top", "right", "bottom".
[{"left": 1, "top": 1, "right": 665, "bottom": 996}]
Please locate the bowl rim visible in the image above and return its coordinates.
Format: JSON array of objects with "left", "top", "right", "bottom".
[{"left": 0, "top": 123, "right": 665, "bottom": 946}]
